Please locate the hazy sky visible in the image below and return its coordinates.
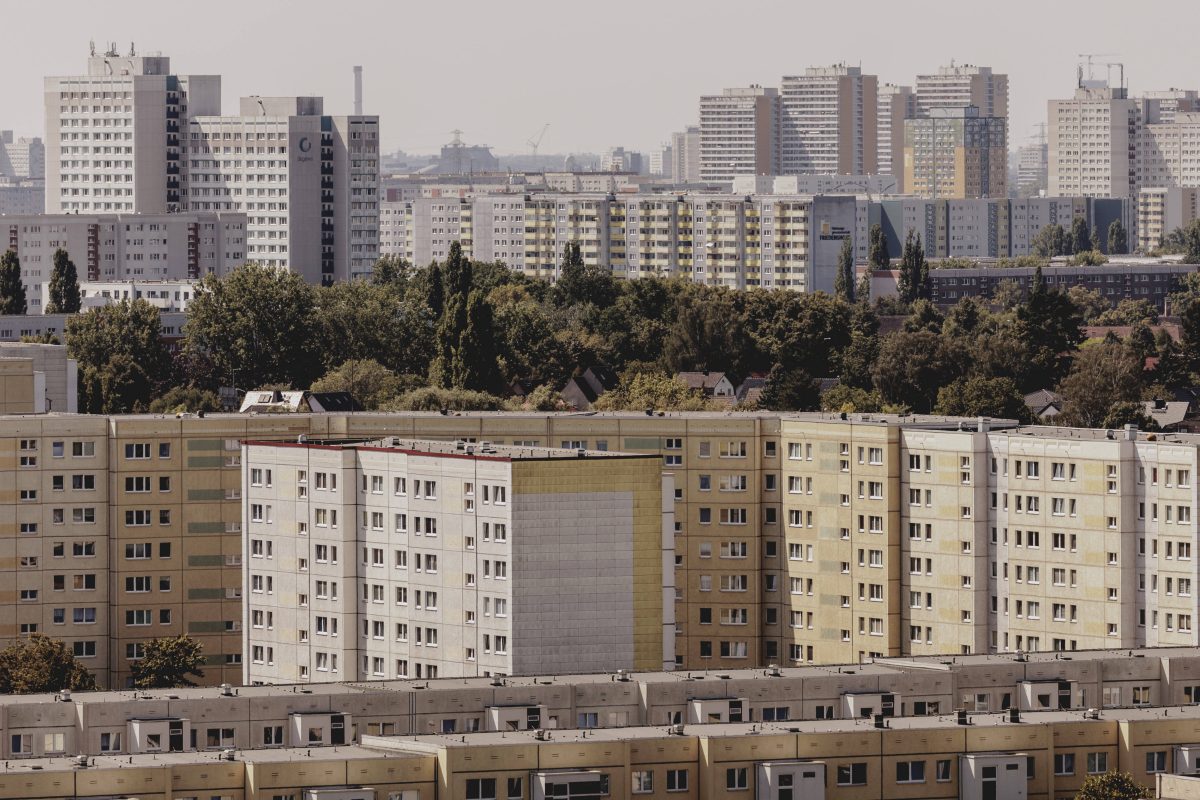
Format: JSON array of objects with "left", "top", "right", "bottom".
[{"left": 2, "top": 0, "right": 1196, "bottom": 157}]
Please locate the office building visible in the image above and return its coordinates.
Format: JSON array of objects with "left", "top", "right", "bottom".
[
  {"left": 670, "top": 126, "right": 701, "bottom": 183},
  {"left": 1, "top": 212, "right": 244, "bottom": 311},
  {"left": 915, "top": 63, "right": 1009, "bottom": 120},
  {"left": 1049, "top": 82, "right": 1139, "bottom": 198},
  {"left": 903, "top": 107, "right": 1008, "bottom": 199},
  {"left": 877, "top": 83, "right": 916, "bottom": 185},
  {"left": 698, "top": 86, "right": 780, "bottom": 183},
  {"left": 780, "top": 65, "right": 878, "bottom": 176},
  {"left": 44, "top": 47, "right": 221, "bottom": 214},
  {"left": 1137, "top": 187, "right": 1200, "bottom": 251},
  {"left": 241, "top": 438, "right": 674, "bottom": 683},
  {"left": 0, "top": 131, "right": 45, "bottom": 180},
  {"left": 187, "top": 96, "right": 380, "bottom": 283}
]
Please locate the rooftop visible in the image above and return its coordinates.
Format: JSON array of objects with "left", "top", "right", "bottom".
[{"left": 243, "top": 436, "right": 655, "bottom": 462}]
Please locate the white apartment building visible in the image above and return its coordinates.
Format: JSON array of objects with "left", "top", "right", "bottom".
[
  {"left": 1, "top": 212, "right": 244, "bottom": 311},
  {"left": 1137, "top": 112, "right": 1200, "bottom": 190},
  {"left": 877, "top": 84, "right": 915, "bottom": 183},
  {"left": 44, "top": 49, "right": 380, "bottom": 283},
  {"left": 44, "top": 49, "right": 221, "bottom": 214},
  {"left": 670, "top": 126, "right": 701, "bottom": 183},
  {"left": 241, "top": 438, "right": 674, "bottom": 684},
  {"left": 1142, "top": 89, "right": 1200, "bottom": 124},
  {"left": 0, "top": 181, "right": 45, "bottom": 215},
  {"left": 1049, "top": 83, "right": 1139, "bottom": 198},
  {"left": 1017, "top": 142, "right": 1049, "bottom": 197},
  {"left": 61, "top": 279, "right": 200, "bottom": 313},
  {"left": 780, "top": 65, "right": 877, "bottom": 176},
  {"left": 187, "top": 96, "right": 379, "bottom": 283},
  {"left": 0, "top": 131, "right": 45, "bottom": 180},
  {"left": 698, "top": 86, "right": 779, "bottom": 183},
  {"left": 915, "top": 64, "right": 1009, "bottom": 120}
]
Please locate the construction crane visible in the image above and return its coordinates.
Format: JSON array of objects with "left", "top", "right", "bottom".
[{"left": 526, "top": 124, "right": 550, "bottom": 158}]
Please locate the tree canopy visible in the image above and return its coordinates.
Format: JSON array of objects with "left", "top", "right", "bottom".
[
  {"left": 45, "top": 248, "right": 82, "bottom": 314},
  {"left": 0, "top": 635, "right": 97, "bottom": 694},
  {"left": 130, "top": 635, "right": 206, "bottom": 689},
  {"left": 67, "top": 299, "right": 174, "bottom": 413},
  {"left": 0, "top": 249, "right": 26, "bottom": 315}
]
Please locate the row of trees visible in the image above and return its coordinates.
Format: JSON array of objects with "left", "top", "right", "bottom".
[
  {"left": 0, "top": 248, "right": 82, "bottom": 315},
  {"left": 0, "top": 634, "right": 205, "bottom": 693},
  {"left": 55, "top": 215, "right": 1200, "bottom": 421}
]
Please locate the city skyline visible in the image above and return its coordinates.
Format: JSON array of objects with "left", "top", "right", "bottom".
[{"left": 0, "top": 0, "right": 1195, "bottom": 157}]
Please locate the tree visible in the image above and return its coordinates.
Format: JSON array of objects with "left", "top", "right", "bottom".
[
  {"left": 1070, "top": 249, "right": 1108, "bottom": 266},
  {"left": 873, "top": 330, "right": 963, "bottom": 413},
  {"left": 934, "top": 376, "right": 1029, "bottom": 422},
  {"left": 183, "top": 263, "right": 321, "bottom": 390},
  {"left": 371, "top": 254, "right": 412, "bottom": 287},
  {"left": 1107, "top": 219, "right": 1128, "bottom": 255},
  {"left": 1056, "top": 341, "right": 1145, "bottom": 428},
  {"left": 1031, "top": 224, "right": 1068, "bottom": 258},
  {"left": 384, "top": 386, "right": 506, "bottom": 411},
  {"left": 67, "top": 299, "right": 174, "bottom": 413},
  {"left": 1071, "top": 217, "right": 1092, "bottom": 255},
  {"left": 1102, "top": 401, "right": 1160, "bottom": 432},
  {"left": 148, "top": 386, "right": 222, "bottom": 414},
  {"left": 130, "top": 635, "right": 205, "bottom": 689},
  {"left": 896, "top": 230, "right": 929, "bottom": 303},
  {"left": 903, "top": 299, "right": 944, "bottom": 334},
  {"left": 310, "top": 358, "right": 404, "bottom": 410},
  {"left": 431, "top": 290, "right": 504, "bottom": 393},
  {"left": 1067, "top": 285, "right": 1110, "bottom": 324},
  {"left": 868, "top": 223, "right": 890, "bottom": 268},
  {"left": 1184, "top": 219, "right": 1200, "bottom": 265},
  {"left": 1073, "top": 771, "right": 1152, "bottom": 800},
  {"left": 1094, "top": 298, "right": 1158, "bottom": 327},
  {"left": 0, "top": 635, "right": 97, "bottom": 694},
  {"left": 45, "top": 248, "right": 82, "bottom": 314},
  {"left": 1017, "top": 267, "right": 1085, "bottom": 388},
  {"left": 554, "top": 241, "right": 618, "bottom": 308},
  {"left": 0, "top": 248, "right": 26, "bottom": 315},
  {"left": 313, "top": 279, "right": 429, "bottom": 377},
  {"left": 820, "top": 383, "right": 884, "bottom": 413},
  {"left": 758, "top": 364, "right": 820, "bottom": 411},
  {"left": 593, "top": 372, "right": 712, "bottom": 411},
  {"left": 834, "top": 237, "right": 855, "bottom": 302}
]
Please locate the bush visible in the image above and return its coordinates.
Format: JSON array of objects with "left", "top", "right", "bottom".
[{"left": 383, "top": 387, "right": 507, "bottom": 412}]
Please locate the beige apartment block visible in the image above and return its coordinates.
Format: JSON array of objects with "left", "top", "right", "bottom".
[
  {"left": 10, "top": 410, "right": 1200, "bottom": 690},
  {"left": 240, "top": 438, "right": 673, "bottom": 684}
]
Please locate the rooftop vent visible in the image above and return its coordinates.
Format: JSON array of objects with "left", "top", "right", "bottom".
[
  {"left": 616, "top": 669, "right": 632, "bottom": 682},
  {"left": 57, "top": 689, "right": 71, "bottom": 702},
  {"left": 669, "top": 723, "right": 685, "bottom": 735},
  {"left": 1009, "top": 708, "right": 1021, "bottom": 723},
  {"left": 957, "top": 710, "right": 970, "bottom": 725},
  {"left": 219, "top": 683, "right": 235, "bottom": 697},
  {"left": 534, "top": 729, "right": 549, "bottom": 741},
  {"left": 221, "top": 748, "right": 236, "bottom": 761}
]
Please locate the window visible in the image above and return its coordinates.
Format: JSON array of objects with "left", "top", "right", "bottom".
[
  {"left": 837, "top": 763, "right": 867, "bottom": 786},
  {"left": 937, "top": 759, "right": 952, "bottom": 782},
  {"left": 1087, "top": 752, "right": 1108, "bottom": 774},
  {"left": 666, "top": 769, "right": 688, "bottom": 792},
  {"left": 897, "top": 761, "right": 926, "bottom": 783},
  {"left": 1054, "top": 753, "right": 1075, "bottom": 776},
  {"left": 1146, "top": 751, "right": 1167, "bottom": 774},
  {"left": 632, "top": 771, "right": 654, "bottom": 793},
  {"left": 725, "top": 767, "right": 748, "bottom": 790},
  {"left": 466, "top": 778, "right": 497, "bottom": 800}
]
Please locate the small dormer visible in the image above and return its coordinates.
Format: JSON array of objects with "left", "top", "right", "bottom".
[
  {"left": 289, "top": 711, "right": 352, "bottom": 746},
  {"left": 686, "top": 697, "right": 747, "bottom": 724},
  {"left": 127, "top": 717, "right": 189, "bottom": 753},
  {"left": 841, "top": 691, "right": 899, "bottom": 719},
  {"left": 486, "top": 705, "right": 547, "bottom": 731}
]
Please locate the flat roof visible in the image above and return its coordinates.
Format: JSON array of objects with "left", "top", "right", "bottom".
[
  {"left": 243, "top": 437, "right": 657, "bottom": 462},
  {"left": 0, "top": 745, "right": 411, "bottom": 774}
]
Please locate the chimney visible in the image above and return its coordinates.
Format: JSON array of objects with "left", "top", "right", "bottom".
[{"left": 353, "top": 66, "right": 363, "bottom": 115}]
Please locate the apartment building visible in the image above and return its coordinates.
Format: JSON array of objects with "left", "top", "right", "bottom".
[
  {"left": 780, "top": 65, "right": 877, "bottom": 176},
  {"left": 1, "top": 212, "right": 244, "bottom": 310},
  {"left": 10, "top": 666, "right": 1200, "bottom": 800},
  {"left": 44, "top": 48, "right": 221, "bottom": 214},
  {"left": 44, "top": 49, "right": 380, "bottom": 283},
  {"left": 1048, "top": 83, "right": 1140, "bottom": 198},
  {"left": 0, "top": 342, "right": 77, "bottom": 413},
  {"left": 13, "top": 410, "right": 1200, "bottom": 687},
  {"left": 187, "top": 96, "right": 380, "bottom": 282},
  {"left": 1137, "top": 187, "right": 1200, "bottom": 251},
  {"left": 1018, "top": 141, "right": 1049, "bottom": 197},
  {"left": 877, "top": 84, "right": 916, "bottom": 185},
  {"left": 240, "top": 438, "right": 674, "bottom": 683},
  {"left": 1137, "top": 112, "right": 1200, "bottom": 190},
  {"left": 670, "top": 126, "right": 701, "bottom": 184},
  {"left": 916, "top": 64, "right": 1009, "bottom": 121},
  {"left": 903, "top": 107, "right": 1008, "bottom": 199},
  {"left": 698, "top": 86, "right": 780, "bottom": 183},
  {"left": 0, "top": 131, "right": 45, "bottom": 180}
]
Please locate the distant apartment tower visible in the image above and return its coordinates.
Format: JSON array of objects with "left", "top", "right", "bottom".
[
  {"left": 1017, "top": 142, "right": 1049, "bottom": 197},
  {"left": 670, "top": 126, "right": 701, "bottom": 183},
  {"left": 903, "top": 107, "right": 1007, "bottom": 199},
  {"left": 186, "top": 96, "right": 380, "bottom": 283},
  {"left": 241, "top": 438, "right": 674, "bottom": 683},
  {"left": 877, "top": 84, "right": 916, "bottom": 185},
  {"left": 915, "top": 63, "right": 1009, "bottom": 120},
  {"left": 0, "top": 131, "right": 45, "bottom": 180},
  {"left": 44, "top": 48, "right": 221, "bottom": 213},
  {"left": 601, "top": 146, "right": 644, "bottom": 174},
  {"left": 1048, "top": 82, "right": 1139, "bottom": 198},
  {"left": 780, "top": 65, "right": 877, "bottom": 175},
  {"left": 698, "top": 86, "right": 779, "bottom": 183},
  {"left": 1137, "top": 187, "right": 1200, "bottom": 251},
  {"left": 648, "top": 143, "right": 672, "bottom": 176},
  {"left": 1137, "top": 112, "right": 1200, "bottom": 190},
  {"left": 1141, "top": 89, "right": 1200, "bottom": 123}
]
